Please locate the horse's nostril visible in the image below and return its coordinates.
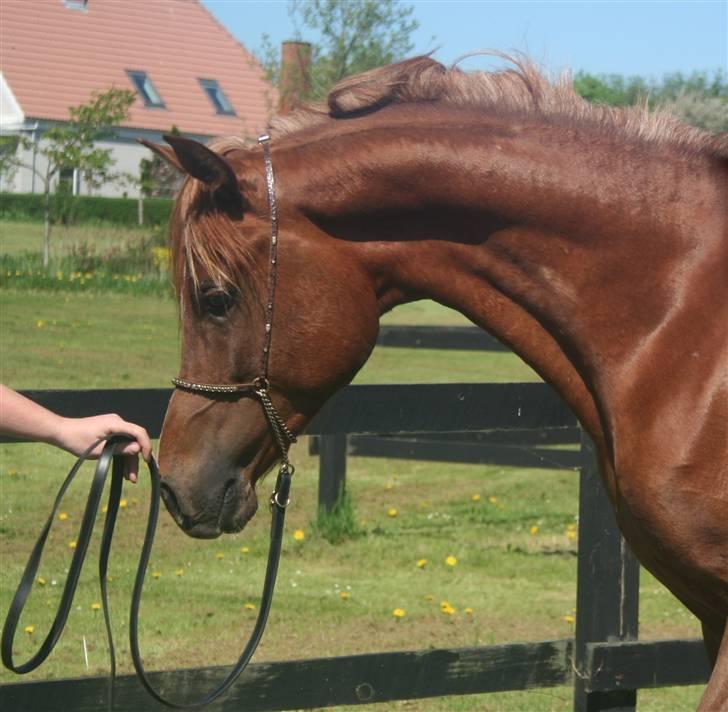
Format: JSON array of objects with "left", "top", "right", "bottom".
[
  {"left": 160, "top": 482, "right": 186, "bottom": 526},
  {"left": 222, "top": 479, "right": 237, "bottom": 506}
]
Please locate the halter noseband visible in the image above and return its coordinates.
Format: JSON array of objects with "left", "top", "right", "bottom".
[{"left": 171, "top": 134, "right": 296, "bottom": 474}]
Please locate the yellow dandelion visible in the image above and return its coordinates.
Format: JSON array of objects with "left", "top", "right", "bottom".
[
  {"left": 68, "top": 540, "right": 77, "bottom": 550},
  {"left": 387, "top": 507, "right": 398, "bottom": 518},
  {"left": 36, "top": 320, "right": 44, "bottom": 328},
  {"left": 175, "top": 569, "right": 184, "bottom": 577},
  {"left": 445, "top": 555, "right": 457, "bottom": 567},
  {"left": 530, "top": 525, "right": 539, "bottom": 536},
  {"left": 563, "top": 614, "right": 575, "bottom": 624},
  {"left": 216, "top": 552, "right": 225, "bottom": 560},
  {"left": 441, "top": 604, "right": 456, "bottom": 615},
  {"left": 567, "top": 530, "right": 577, "bottom": 542},
  {"left": 119, "top": 499, "right": 128, "bottom": 509},
  {"left": 465, "top": 607, "right": 474, "bottom": 615},
  {"left": 24, "top": 626, "right": 34, "bottom": 635},
  {"left": 152, "top": 571, "right": 161, "bottom": 579},
  {"left": 244, "top": 603, "right": 256, "bottom": 611},
  {"left": 340, "top": 591, "right": 350, "bottom": 600},
  {"left": 392, "top": 608, "right": 406, "bottom": 618},
  {"left": 36, "top": 577, "right": 46, "bottom": 586},
  {"left": 293, "top": 529, "right": 305, "bottom": 541},
  {"left": 58, "top": 512, "right": 68, "bottom": 521},
  {"left": 488, "top": 496, "right": 498, "bottom": 504},
  {"left": 240, "top": 546, "right": 250, "bottom": 554},
  {"left": 91, "top": 603, "right": 101, "bottom": 611},
  {"left": 102, "top": 505, "right": 108, "bottom": 514},
  {"left": 471, "top": 493, "right": 481, "bottom": 502},
  {"left": 416, "top": 558, "right": 427, "bottom": 569}
]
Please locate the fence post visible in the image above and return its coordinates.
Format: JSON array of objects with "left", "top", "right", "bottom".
[
  {"left": 318, "top": 434, "right": 347, "bottom": 511},
  {"left": 573, "top": 431, "right": 640, "bottom": 712}
]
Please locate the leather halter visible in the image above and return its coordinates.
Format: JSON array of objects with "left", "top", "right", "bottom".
[{"left": 2, "top": 135, "right": 295, "bottom": 709}]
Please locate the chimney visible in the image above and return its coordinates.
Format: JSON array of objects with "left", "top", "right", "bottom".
[{"left": 279, "top": 41, "right": 312, "bottom": 114}]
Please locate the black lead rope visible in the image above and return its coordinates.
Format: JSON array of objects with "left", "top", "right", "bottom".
[{"left": 1, "top": 435, "right": 293, "bottom": 709}]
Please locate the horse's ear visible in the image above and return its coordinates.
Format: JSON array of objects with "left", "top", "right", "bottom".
[
  {"left": 138, "top": 138, "right": 184, "bottom": 173},
  {"left": 161, "top": 134, "right": 239, "bottom": 197}
]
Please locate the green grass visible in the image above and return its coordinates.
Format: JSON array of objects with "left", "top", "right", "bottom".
[
  {"left": 0, "top": 234, "right": 706, "bottom": 710},
  {"left": 0, "top": 220, "right": 171, "bottom": 295},
  {"left": 312, "top": 490, "right": 363, "bottom": 544},
  {"left": 0, "top": 290, "right": 179, "bottom": 389},
  {"left": 0, "top": 220, "right": 162, "bottom": 258}
]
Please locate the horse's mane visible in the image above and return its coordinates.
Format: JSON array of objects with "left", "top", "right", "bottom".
[
  {"left": 172, "top": 54, "right": 726, "bottom": 298},
  {"left": 270, "top": 54, "right": 728, "bottom": 158}
]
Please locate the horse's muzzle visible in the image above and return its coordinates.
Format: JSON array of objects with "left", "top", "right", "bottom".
[{"left": 159, "top": 475, "right": 259, "bottom": 539}]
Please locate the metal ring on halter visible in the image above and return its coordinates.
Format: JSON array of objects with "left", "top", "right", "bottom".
[
  {"left": 270, "top": 491, "right": 291, "bottom": 510},
  {"left": 253, "top": 376, "right": 271, "bottom": 392}
]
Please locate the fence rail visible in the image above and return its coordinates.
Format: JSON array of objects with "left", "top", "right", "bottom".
[
  {"left": 0, "top": 386, "right": 710, "bottom": 711},
  {"left": 313, "top": 326, "right": 579, "bottom": 508}
]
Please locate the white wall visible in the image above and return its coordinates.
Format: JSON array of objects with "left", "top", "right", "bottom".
[{"left": 2, "top": 131, "right": 169, "bottom": 198}]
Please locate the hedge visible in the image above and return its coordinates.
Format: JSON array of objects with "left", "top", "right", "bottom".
[{"left": 0, "top": 192, "right": 173, "bottom": 227}]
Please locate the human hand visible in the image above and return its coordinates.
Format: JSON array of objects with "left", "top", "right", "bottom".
[{"left": 53, "top": 414, "right": 153, "bottom": 483}]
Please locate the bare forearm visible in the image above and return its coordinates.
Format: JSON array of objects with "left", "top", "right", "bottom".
[
  {"left": 0, "top": 384, "right": 63, "bottom": 446},
  {"left": 0, "top": 385, "right": 152, "bottom": 480}
]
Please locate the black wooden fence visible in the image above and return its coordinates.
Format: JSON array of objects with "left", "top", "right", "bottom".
[{"left": 0, "top": 385, "right": 710, "bottom": 711}]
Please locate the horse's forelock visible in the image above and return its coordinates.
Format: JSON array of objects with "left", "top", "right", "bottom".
[{"left": 170, "top": 145, "right": 256, "bottom": 305}]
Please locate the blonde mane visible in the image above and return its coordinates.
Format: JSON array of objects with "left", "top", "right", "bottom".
[{"left": 270, "top": 54, "right": 727, "bottom": 157}]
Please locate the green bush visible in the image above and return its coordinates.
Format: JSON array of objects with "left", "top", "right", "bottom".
[
  {"left": 0, "top": 193, "right": 45, "bottom": 221},
  {"left": 312, "top": 490, "right": 364, "bottom": 545},
  {"left": 0, "top": 192, "right": 172, "bottom": 227}
]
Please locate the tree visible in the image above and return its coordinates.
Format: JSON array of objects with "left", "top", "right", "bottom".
[
  {"left": 259, "top": 0, "right": 419, "bottom": 100},
  {"left": 574, "top": 69, "right": 727, "bottom": 132},
  {"left": 140, "top": 125, "right": 183, "bottom": 199},
  {"left": 2, "top": 87, "right": 135, "bottom": 266}
]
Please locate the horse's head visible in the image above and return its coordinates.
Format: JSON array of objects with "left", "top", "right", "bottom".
[{"left": 148, "top": 135, "right": 380, "bottom": 538}]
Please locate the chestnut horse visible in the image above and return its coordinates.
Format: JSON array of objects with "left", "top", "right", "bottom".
[{"left": 147, "top": 57, "right": 727, "bottom": 708}]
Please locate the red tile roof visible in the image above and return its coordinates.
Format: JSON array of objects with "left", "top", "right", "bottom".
[{"left": 0, "top": 0, "right": 276, "bottom": 137}]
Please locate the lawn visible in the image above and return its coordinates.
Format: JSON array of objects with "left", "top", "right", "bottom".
[
  {"left": 0, "top": 235, "right": 706, "bottom": 710},
  {"left": 0, "top": 220, "right": 161, "bottom": 258}
]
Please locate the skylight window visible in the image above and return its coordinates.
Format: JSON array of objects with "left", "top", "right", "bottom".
[
  {"left": 199, "top": 79, "right": 235, "bottom": 116},
  {"left": 126, "top": 70, "right": 165, "bottom": 108}
]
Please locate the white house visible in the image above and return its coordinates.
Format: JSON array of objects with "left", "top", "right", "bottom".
[{"left": 0, "top": 0, "right": 276, "bottom": 197}]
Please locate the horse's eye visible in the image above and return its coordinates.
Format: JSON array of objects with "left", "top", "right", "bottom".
[{"left": 202, "top": 289, "right": 235, "bottom": 318}]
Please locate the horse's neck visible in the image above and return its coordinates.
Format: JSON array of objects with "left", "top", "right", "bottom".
[{"left": 288, "top": 119, "right": 724, "bottom": 470}]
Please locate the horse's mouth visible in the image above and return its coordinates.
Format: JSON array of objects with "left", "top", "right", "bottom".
[{"left": 160, "top": 479, "right": 259, "bottom": 539}]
